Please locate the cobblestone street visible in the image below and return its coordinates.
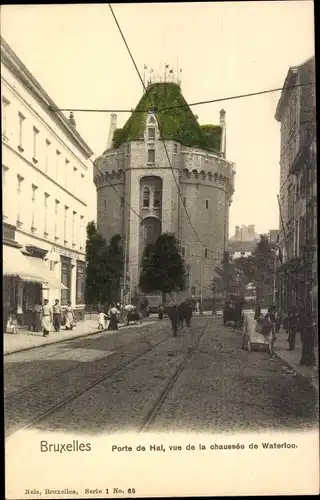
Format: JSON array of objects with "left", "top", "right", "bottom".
[{"left": 5, "top": 317, "right": 318, "bottom": 440}]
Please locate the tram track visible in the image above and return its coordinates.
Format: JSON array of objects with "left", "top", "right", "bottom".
[
  {"left": 5, "top": 329, "right": 163, "bottom": 400},
  {"left": 139, "top": 319, "right": 211, "bottom": 432},
  {"left": 5, "top": 327, "right": 171, "bottom": 439}
]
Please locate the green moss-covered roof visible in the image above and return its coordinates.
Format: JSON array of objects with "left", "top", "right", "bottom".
[{"left": 112, "top": 83, "right": 222, "bottom": 152}]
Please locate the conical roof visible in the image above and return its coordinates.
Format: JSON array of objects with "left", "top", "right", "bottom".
[{"left": 112, "top": 82, "right": 221, "bottom": 152}]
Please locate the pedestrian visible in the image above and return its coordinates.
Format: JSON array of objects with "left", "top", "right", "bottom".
[
  {"left": 178, "top": 301, "right": 185, "bottom": 328},
  {"left": 254, "top": 303, "right": 261, "bottom": 320},
  {"left": 167, "top": 303, "right": 179, "bottom": 337},
  {"left": 185, "top": 301, "right": 193, "bottom": 328},
  {"left": 158, "top": 304, "right": 164, "bottom": 320},
  {"left": 41, "top": 299, "right": 52, "bottom": 337},
  {"left": 108, "top": 304, "right": 120, "bottom": 331},
  {"left": 33, "top": 303, "right": 42, "bottom": 332},
  {"left": 52, "top": 299, "right": 62, "bottom": 332},
  {"left": 195, "top": 301, "right": 200, "bottom": 315},
  {"left": 287, "top": 308, "right": 298, "bottom": 351},
  {"left": 65, "top": 301, "right": 76, "bottom": 330},
  {"left": 97, "top": 310, "right": 107, "bottom": 330}
]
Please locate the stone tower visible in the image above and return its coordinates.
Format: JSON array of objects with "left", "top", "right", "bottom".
[{"left": 94, "top": 81, "right": 235, "bottom": 303}]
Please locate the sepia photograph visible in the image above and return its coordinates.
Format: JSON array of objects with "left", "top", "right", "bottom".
[{"left": 2, "top": 1, "right": 318, "bottom": 497}]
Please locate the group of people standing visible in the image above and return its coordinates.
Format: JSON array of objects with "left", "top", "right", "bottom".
[
  {"left": 41, "top": 299, "right": 76, "bottom": 337},
  {"left": 97, "top": 303, "right": 120, "bottom": 331},
  {"left": 254, "top": 303, "right": 305, "bottom": 351},
  {"left": 164, "top": 300, "right": 193, "bottom": 337}
]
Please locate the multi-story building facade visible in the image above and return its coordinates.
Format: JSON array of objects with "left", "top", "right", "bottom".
[
  {"left": 94, "top": 78, "right": 235, "bottom": 303},
  {"left": 2, "top": 37, "right": 93, "bottom": 325},
  {"left": 275, "top": 56, "right": 317, "bottom": 363}
]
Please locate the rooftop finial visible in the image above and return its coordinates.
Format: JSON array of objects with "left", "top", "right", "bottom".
[
  {"left": 144, "top": 62, "right": 182, "bottom": 88},
  {"left": 69, "top": 112, "right": 76, "bottom": 128}
]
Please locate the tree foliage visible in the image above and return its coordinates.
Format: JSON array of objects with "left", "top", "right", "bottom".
[
  {"left": 212, "top": 235, "right": 276, "bottom": 302},
  {"left": 139, "top": 233, "right": 187, "bottom": 299},
  {"left": 85, "top": 221, "right": 124, "bottom": 307}
]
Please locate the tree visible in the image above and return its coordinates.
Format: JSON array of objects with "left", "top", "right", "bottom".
[
  {"left": 85, "top": 221, "right": 124, "bottom": 307},
  {"left": 212, "top": 251, "right": 246, "bottom": 298},
  {"left": 139, "top": 233, "right": 187, "bottom": 303},
  {"left": 235, "top": 235, "right": 276, "bottom": 304},
  {"left": 85, "top": 221, "right": 109, "bottom": 306},
  {"left": 250, "top": 234, "right": 276, "bottom": 303}
]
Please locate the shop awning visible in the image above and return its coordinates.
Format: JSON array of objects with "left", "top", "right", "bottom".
[
  {"left": 24, "top": 256, "right": 68, "bottom": 290},
  {"left": 3, "top": 245, "right": 47, "bottom": 283}
]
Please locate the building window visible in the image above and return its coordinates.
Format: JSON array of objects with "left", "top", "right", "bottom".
[
  {"left": 45, "top": 140, "right": 51, "bottom": 173},
  {"left": 18, "top": 112, "right": 25, "bottom": 150},
  {"left": 56, "top": 150, "right": 61, "bottom": 181},
  {"left": 31, "top": 184, "right": 38, "bottom": 231},
  {"left": 64, "top": 206, "right": 69, "bottom": 244},
  {"left": 76, "top": 261, "right": 86, "bottom": 304},
  {"left": 61, "top": 257, "right": 71, "bottom": 305},
  {"left": 65, "top": 159, "right": 70, "bottom": 188},
  {"left": 173, "top": 144, "right": 178, "bottom": 154},
  {"left": 204, "top": 248, "right": 208, "bottom": 258},
  {"left": 80, "top": 215, "right": 84, "bottom": 250},
  {"left": 182, "top": 196, "right": 186, "bottom": 206},
  {"left": 72, "top": 211, "right": 77, "bottom": 246},
  {"left": 181, "top": 246, "right": 186, "bottom": 258},
  {"left": 73, "top": 167, "right": 77, "bottom": 194},
  {"left": 205, "top": 199, "right": 209, "bottom": 209},
  {"left": 147, "top": 149, "right": 155, "bottom": 164},
  {"left": 153, "top": 189, "right": 161, "bottom": 209},
  {"left": 2, "top": 97, "right": 10, "bottom": 138},
  {"left": 16, "top": 175, "right": 24, "bottom": 224},
  {"left": 143, "top": 186, "right": 150, "bottom": 208},
  {"left": 147, "top": 128, "right": 156, "bottom": 141},
  {"left": 2, "top": 166, "right": 9, "bottom": 218},
  {"left": 32, "top": 127, "right": 39, "bottom": 162},
  {"left": 54, "top": 199, "right": 60, "bottom": 240},
  {"left": 44, "top": 193, "right": 50, "bottom": 237}
]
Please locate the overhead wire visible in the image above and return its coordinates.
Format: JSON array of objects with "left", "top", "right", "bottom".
[
  {"left": 49, "top": 81, "right": 315, "bottom": 114},
  {"left": 108, "top": 3, "right": 217, "bottom": 257}
]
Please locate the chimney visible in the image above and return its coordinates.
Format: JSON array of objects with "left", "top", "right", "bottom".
[
  {"left": 219, "top": 109, "right": 226, "bottom": 158},
  {"left": 69, "top": 112, "right": 76, "bottom": 128},
  {"left": 107, "top": 113, "right": 118, "bottom": 150},
  {"left": 248, "top": 225, "right": 255, "bottom": 239},
  {"left": 235, "top": 225, "right": 240, "bottom": 240}
]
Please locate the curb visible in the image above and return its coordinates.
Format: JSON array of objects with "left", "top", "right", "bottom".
[
  {"left": 273, "top": 348, "right": 319, "bottom": 393},
  {"left": 4, "top": 320, "right": 158, "bottom": 357}
]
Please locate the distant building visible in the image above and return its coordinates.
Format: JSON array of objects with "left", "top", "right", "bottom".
[
  {"left": 2, "top": 37, "right": 93, "bottom": 326},
  {"left": 275, "top": 56, "right": 316, "bottom": 324},
  {"left": 228, "top": 240, "right": 256, "bottom": 260},
  {"left": 268, "top": 229, "right": 279, "bottom": 243},
  {"left": 230, "top": 224, "right": 259, "bottom": 242}
]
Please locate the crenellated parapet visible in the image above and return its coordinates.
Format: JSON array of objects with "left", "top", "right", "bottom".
[
  {"left": 179, "top": 164, "right": 235, "bottom": 196},
  {"left": 93, "top": 167, "right": 125, "bottom": 188},
  {"left": 93, "top": 145, "right": 129, "bottom": 186}
]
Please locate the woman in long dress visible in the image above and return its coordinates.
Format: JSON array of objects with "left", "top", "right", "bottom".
[
  {"left": 65, "top": 301, "right": 76, "bottom": 330},
  {"left": 41, "top": 299, "right": 52, "bottom": 337}
]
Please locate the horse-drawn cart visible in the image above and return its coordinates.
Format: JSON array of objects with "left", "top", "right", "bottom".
[{"left": 241, "top": 314, "right": 274, "bottom": 354}]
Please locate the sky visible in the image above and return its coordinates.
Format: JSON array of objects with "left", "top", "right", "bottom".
[{"left": 1, "top": 2, "right": 315, "bottom": 236}]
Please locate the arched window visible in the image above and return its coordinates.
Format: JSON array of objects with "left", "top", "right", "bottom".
[
  {"left": 148, "top": 115, "right": 156, "bottom": 124},
  {"left": 153, "top": 189, "right": 161, "bottom": 208},
  {"left": 143, "top": 186, "right": 150, "bottom": 208}
]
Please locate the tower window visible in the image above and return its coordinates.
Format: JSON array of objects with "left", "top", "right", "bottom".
[
  {"left": 143, "top": 186, "right": 150, "bottom": 208},
  {"left": 148, "top": 149, "right": 155, "bottom": 164},
  {"left": 204, "top": 248, "right": 208, "bottom": 258},
  {"left": 153, "top": 189, "right": 161, "bottom": 208},
  {"left": 205, "top": 199, "right": 209, "bottom": 209},
  {"left": 173, "top": 144, "right": 178, "bottom": 154},
  {"left": 148, "top": 128, "right": 156, "bottom": 141},
  {"left": 182, "top": 196, "right": 186, "bottom": 206}
]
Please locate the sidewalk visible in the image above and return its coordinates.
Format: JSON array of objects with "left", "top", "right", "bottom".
[
  {"left": 3, "top": 318, "right": 157, "bottom": 356},
  {"left": 273, "top": 328, "right": 319, "bottom": 392}
]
